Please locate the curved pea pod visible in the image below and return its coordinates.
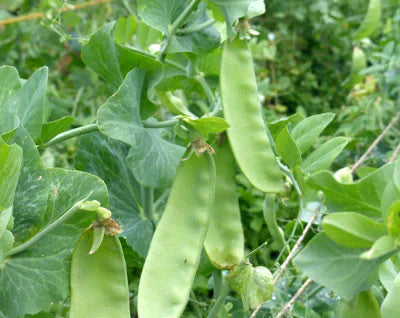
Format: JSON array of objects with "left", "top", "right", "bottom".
[
  {"left": 204, "top": 142, "right": 244, "bottom": 269},
  {"left": 70, "top": 229, "right": 130, "bottom": 318},
  {"left": 353, "top": 0, "right": 381, "bottom": 41},
  {"left": 138, "top": 152, "right": 216, "bottom": 318},
  {"left": 220, "top": 37, "right": 283, "bottom": 193},
  {"left": 342, "top": 47, "right": 367, "bottom": 88}
]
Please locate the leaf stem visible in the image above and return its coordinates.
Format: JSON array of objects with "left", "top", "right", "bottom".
[
  {"left": 157, "top": 0, "right": 199, "bottom": 61},
  {"left": 45, "top": 123, "right": 99, "bottom": 147},
  {"left": 195, "top": 75, "right": 216, "bottom": 113},
  {"left": 177, "top": 19, "right": 216, "bottom": 34},
  {"left": 142, "top": 118, "right": 179, "bottom": 128},
  {"left": 7, "top": 192, "right": 93, "bottom": 256},
  {"left": 207, "top": 281, "right": 230, "bottom": 318}
]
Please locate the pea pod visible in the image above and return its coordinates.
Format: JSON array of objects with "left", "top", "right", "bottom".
[
  {"left": 353, "top": 0, "right": 381, "bottom": 41},
  {"left": 70, "top": 229, "right": 130, "bottom": 318},
  {"left": 138, "top": 152, "right": 216, "bottom": 318},
  {"left": 342, "top": 47, "right": 366, "bottom": 88},
  {"left": 220, "top": 37, "right": 283, "bottom": 193},
  {"left": 204, "top": 142, "right": 244, "bottom": 269}
]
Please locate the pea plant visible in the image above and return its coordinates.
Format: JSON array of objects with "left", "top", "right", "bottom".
[{"left": 1, "top": 0, "right": 399, "bottom": 317}]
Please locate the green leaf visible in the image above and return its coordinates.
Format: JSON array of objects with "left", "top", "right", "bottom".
[
  {"left": 247, "top": 0, "right": 265, "bottom": 19},
  {"left": 386, "top": 200, "right": 400, "bottom": 238},
  {"left": 353, "top": 0, "right": 382, "bottom": 41},
  {"left": 336, "top": 289, "right": 381, "bottom": 318},
  {"left": 0, "top": 67, "right": 48, "bottom": 139},
  {"left": 0, "top": 66, "right": 20, "bottom": 105},
  {"left": 226, "top": 260, "right": 273, "bottom": 311},
  {"left": 126, "top": 129, "right": 185, "bottom": 188},
  {"left": 381, "top": 271, "right": 400, "bottom": 318},
  {"left": 291, "top": 113, "right": 335, "bottom": 154},
  {"left": 295, "top": 232, "right": 386, "bottom": 300},
  {"left": 11, "top": 127, "right": 49, "bottom": 243},
  {"left": 0, "top": 169, "right": 108, "bottom": 318},
  {"left": 360, "top": 235, "right": 399, "bottom": 260},
  {"left": 0, "top": 138, "right": 22, "bottom": 209},
  {"left": 184, "top": 116, "right": 230, "bottom": 136},
  {"left": 322, "top": 212, "right": 386, "bottom": 248},
  {"left": 307, "top": 161, "right": 400, "bottom": 218},
  {"left": 303, "top": 137, "right": 348, "bottom": 174},
  {"left": 114, "top": 16, "right": 137, "bottom": 45},
  {"left": 342, "top": 47, "right": 367, "bottom": 88},
  {"left": 0, "top": 207, "right": 13, "bottom": 239},
  {"left": 75, "top": 132, "right": 153, "bottom": 259},
  {"left": 268, "top": 113, "right": 304, "bottom": 140},
  {"left": 0, "top": 229, "right": 14, "bottom": 261},
  {"left": 137, "top": 0, "right": 190, "bottom": 34},
  {"left": 38, "top": 116, "right": 74, "bottom": 145},
  {"left": 379, "top": 260, "right": 398, "bottom": 292},
  {"left": 97, "top": 69, "right": 185, "bottom": 188},
  {"left": 82, "top": 22, "right": 123, "bottom": 89},
  {"left": 135, "top": 22, "right": 162, "bottom": 51},
  {"left": 276, "top": 126, "right": 302, "bottom": 168},
  {"left": 207, "top": 0, "right": 252, "bottom": 36}
]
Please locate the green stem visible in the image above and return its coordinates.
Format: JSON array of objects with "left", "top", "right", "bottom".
[
  {"left": 190, "top": 291, "right": 203, "bottom": 317},
  {"left": 157, "top": 0, "right": 199, "bottom": 61},
  {"left": 8, "top": 192, "right": 92, "bottom": 256},
  {"left": 207, "top": 282, "right": 230, "bottom": 318},
  {"left": 143, "top": 118, "right": 179, "bottom": 128},
  {"left": 212, "top": 269, "right": 223, "bottom": 298},
  {"left": 195, "top": 75, "right": 216, "bottom": 113},
  {"left": 177, "top": 19, "right": 216, "bottom": 34},
  {"left": 141, "top": 186, "right": 154, "bottom": 221},
  {"left": 45, "top": 123, "right": 98, "bottom": 147}
]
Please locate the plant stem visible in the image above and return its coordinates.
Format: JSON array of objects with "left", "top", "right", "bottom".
[
  {"left": 212, "top": 269, "right": 223, "bottom": 298},
  {"left": 143, "top": 118, "right": 179, "bottom": 128},
  {"left": 351, "top": 110, "right": 400, "bottom": 173},
  {"left": 177, "top": 19, "right": 216, "bottom": 34},
  {"left": 275, "top": 278, "right": 313, "bottom": 318},
  {"left": 207, "top": 282, "right": 230, "bottom": 318},
  {"left": 141, "top": 186, "right": 154, "bottom": 221},
  {"left": 195, "top": 75, "right": 216, "bottom": 113},
  {"left": 157, "top": 0, "right": 199, "bottom": 61},
  {"left": 45, "top": 123, "right": 99, "bottom": 147},
  {"left": 8, "top": 192, "right": 92, "bottom": 256}
]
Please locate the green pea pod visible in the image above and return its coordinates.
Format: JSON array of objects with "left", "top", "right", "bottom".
[
  {"left": 353, "top": 0, "right": 381, "bottom": 41},
  {"left": 342, "top": 47, "right": 367, "bottom": 88},
  {"left": 70, "top": 229, "right": 130, "bottom": 318},
  {"left": 204, "top": 142, "right": 244, "bottom": 269},
  {"left": 220, "top": 37, "right": 283, "bottom": 193},
  {"left": 138, "top": 152, "right": 216, "bottom": 318}
]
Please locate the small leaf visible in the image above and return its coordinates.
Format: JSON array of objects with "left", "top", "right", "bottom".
[
  {"left": 89, "top": 226, "right": 106, "bottom": 255},
  {"left": 323, "top": 212, "right": 386, "bottom": 248},
  {"left": 386, "top": 200, "right": 400, "bottom": 238},
  {"left": 379, "top": 260, "right": 398, "bottom": 292},
  {"left": 114, "top": 16, "right": 136, "bottom": 45},
  {"left": 268, "top": 113, "right": 304, "bottom": 140},
  {"left": 381, "top": 271, "right": 400, "bottom": 318},
  {"left": 184, "top": 116, "right": 230, "bottom": 136},
  {"left": 276, "top": 126, "right": 302, "bottom": 168},
  {"left": 360, "top": 235, "right": 399, "bottom": 260},
  {"left": 226, "top": 260, "right": 273, "bottom": 311},
  {"left": 38, "top": 116, "right": 74, "bottom": 145},
  {"left": 303, "top": 137, "right": 348, "bottom": 173},
  {"left": 291, "top": 113, "right": 335, "bottom": 154},
  {"left": 0, "top": 207, "right": 13, "bottom": 239}
]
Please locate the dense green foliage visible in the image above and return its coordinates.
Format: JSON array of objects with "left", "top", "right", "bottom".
[{"left": 0, "top": 0, "right": 400, "bottom": 317}]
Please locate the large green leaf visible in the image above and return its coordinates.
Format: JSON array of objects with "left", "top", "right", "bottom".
[
  {"left": 0, "top": 169, "right": 108, "bottom": 318},
  {"left": 0, "top": 138, "right": 22, "bottom": 209},
  {"left": 307, "top": 161, "right": 400, "bottom": 218},
  {"left": 75, "top": 132, "right": 153, "bottom": 259},
  {"left": 0, "top": 66, "right": 20, "bottom": 105},
  {"left": 0, "top": 68, "right": 48, "bottom": 139},
  {"left": 295, "top": 233, "right": 386, "bottom": 300},
  {"left": 207, "top": 0, "right": 252, "bottom": 36},
  {"left": 303, "top": 137, "right": 348, "bottom": 174},
  {"left": 276, "top": 126, "right": 302, "bottom": 168},
  {"left": 291, "top": 113, "right": 335, "bottom": 154},
  {"left": 11, "top": 127, "right": 49, "bottom": 243},
  {"left": 82, "top": 22, "right": 123, "bottom": 89},
  {"left": 322, "top": 212, "right": 386, "bottom": 248},
  {"left": 97, "top": 69, "right": 185, "bottom": 188}
]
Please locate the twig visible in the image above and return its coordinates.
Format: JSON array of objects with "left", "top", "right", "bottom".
[
  {"left": 275, "top": 278, "right": 313, "bottom": 318},
  {"left": 0, "top": 0, "right": 114, "bottom": 26},
  {"left": 389, "top": 143, "right": 400, "bottom": 163},
  {"left": 351, "top": 111, "right": 400, "bottom": 173},
  {"left": 273, "top": 208, "right": 319, "bottom": 285}
]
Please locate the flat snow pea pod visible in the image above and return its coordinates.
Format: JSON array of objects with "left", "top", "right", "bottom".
[
  {"left": 220, "top": 37, "right": 283, "bottom": 193},
  {"left": 70, "top": 229, "right": 130, "bottom": 318},
  {"left": 204, "top": 142, "right": 244, "bottom": 269},
  {"left": 138, "top": 152, "right": 216, "bottom": 318},
  {"left": 353, "top": 0, "right": 381, "bottom": 41}
]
